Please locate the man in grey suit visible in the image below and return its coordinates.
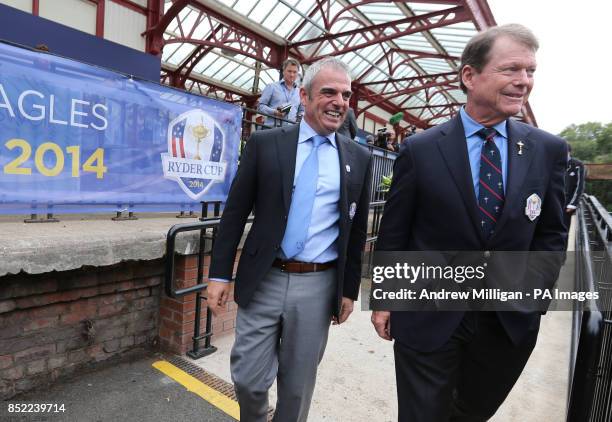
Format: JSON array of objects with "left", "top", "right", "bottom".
[{"left": 207, "top": 57, "right": 372, "bottom": 422}]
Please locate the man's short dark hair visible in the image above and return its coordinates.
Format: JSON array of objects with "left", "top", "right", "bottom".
[
  {"left": 282, "top": 58, "right": 301, "bottom": 71},
  {"left": 459, "top": 24, "right": 539, "bottom": 93}
]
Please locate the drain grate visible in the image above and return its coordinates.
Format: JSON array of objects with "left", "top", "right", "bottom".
[{"left": 166, "top": 355, "right": 275, "bottom": 421}]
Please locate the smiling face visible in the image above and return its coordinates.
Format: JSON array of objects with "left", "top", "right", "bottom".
[
  {"left": 283, "top": 64, "right": 299, "bottom": 87},
  {"left": 462, "top": 36, "right": 536, "bottom": 126},
  {"left": 300, "top": 66, "right": 351, "bottom": 135}
]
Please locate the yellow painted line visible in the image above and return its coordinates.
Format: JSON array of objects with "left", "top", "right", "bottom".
[{"left": 153, "top": 360, "right": 240, "bottom": 420}]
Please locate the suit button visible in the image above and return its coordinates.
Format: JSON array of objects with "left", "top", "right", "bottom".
[
  {"left": 284, "top": 215, "right": 287, "bottom": 220},
  {"left": 274, "top": 244, "right": 280, "bottom": 251},
  {"left": 483, "top": 251, "right": 491, "bottom": 259}
]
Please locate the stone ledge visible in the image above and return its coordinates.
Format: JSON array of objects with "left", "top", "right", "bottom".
[{"left": 0, "top": 218, "right": 247, "bottom": 277}]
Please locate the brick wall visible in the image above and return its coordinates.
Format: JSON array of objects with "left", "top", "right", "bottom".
[
  {"left": 0, "top": 260, "right": 163, "bottom": 399},
  {"left": 158, "top": 253, "right": 239, "bottom": 354},
  {"left": 0, "top": 238, "right": 370, "bottom": 398},
  {"left": 0, "top": 250, "right": 241, "bottom": 399}
]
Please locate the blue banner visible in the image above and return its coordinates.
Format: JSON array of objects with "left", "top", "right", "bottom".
[{"left": 0, "top": 41, "right": 242, "bottom": 214}]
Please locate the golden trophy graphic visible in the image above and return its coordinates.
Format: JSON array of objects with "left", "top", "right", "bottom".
[{"left": 189, "top": 117, "right": 210, "bottom": 160}]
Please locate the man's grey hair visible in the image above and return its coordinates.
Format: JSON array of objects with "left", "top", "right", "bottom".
[
  {"left": 282, "top": 58, "right": 301, "bottom": 70},
  {"left": 302, "top": 57, "right": 352, "bottom": 97},
  {"left": 459, "top": 23, "right": 539, "bottom": 93}
]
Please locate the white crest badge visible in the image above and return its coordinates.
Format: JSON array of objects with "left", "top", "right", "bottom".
[
  {"left": 161, "top": 109, "right": 227, "bottom": 200},
  {"left": 349, "top": 202, "right": 357, "bottom": 220},
  {"left": 345, "top": 164, "right": 351, "bottom": 173},
  {"left": 525, "top": 193, "right": 542, "bottom": 221}
]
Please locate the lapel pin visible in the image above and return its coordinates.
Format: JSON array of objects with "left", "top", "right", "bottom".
[
  {"left": 345, "top": 164, "right": 351, "bottom": 173},
  {"left": 349, "top": 202, "right": 357, "bottom": 220},
  {"left": 517, "top": 141, "right": 525, "bottom": 155}
]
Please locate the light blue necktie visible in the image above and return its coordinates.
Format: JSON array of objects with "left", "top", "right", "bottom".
[{"left": 281, "top": 135, "right": 326, "bottom": 259}]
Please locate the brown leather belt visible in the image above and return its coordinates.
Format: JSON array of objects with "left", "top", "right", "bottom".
[{"left": 272, "top": 258, "right": 336, "bottom": 273}]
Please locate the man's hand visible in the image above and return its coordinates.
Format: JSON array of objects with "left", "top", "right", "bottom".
[
  {"left": 206, "top": 281, "right": 231, "bottom": 316},
  {"left": 371, "top": 311, "right": 392, "bottom": 340},
  {"left": 332, "top": 297, "right": 354, "bottom": 325},
  {"left": 274, "top": 108, "right": 284, "bottom": 118}
]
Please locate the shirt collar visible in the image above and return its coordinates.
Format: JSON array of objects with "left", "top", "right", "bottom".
[
  {"left": 459, "top": 107, "right": 508, "bottom": 139},
  {"left": 298, "top": 119, "right": 337, "bottom": 148},
  {"left": 281, "top": 79, "right": 297, "bottom": 89}
]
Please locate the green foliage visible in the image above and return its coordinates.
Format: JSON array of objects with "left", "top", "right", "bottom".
[
  {"left": 389, "top": 112, "right": 404, "bottom": 125},
  {"left": 558, "top": 121, "right": 611, "bottom": 210},
  {"left": 379, "top": 173, "right": 393, "bottom": 193},
  {"left": 559, "top": 121, "right": 612, "bottom": 163}
]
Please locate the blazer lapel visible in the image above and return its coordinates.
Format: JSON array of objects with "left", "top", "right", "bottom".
[
  {"left": 436, "top": 116, "right": 485, "bottom": 243},
  {"left": 336, "top": 135, "right": 353, "bottom": 237},
  {"left": 489, "top": 119, "right": 534, "bottom": 239},
  {"left": 275, "top": 124, "right": 300, "bottom": 213}
]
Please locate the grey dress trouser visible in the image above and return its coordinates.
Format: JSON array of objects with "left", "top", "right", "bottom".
[{"left": 231, "top": 266, "right": 337, "bottom": 422}]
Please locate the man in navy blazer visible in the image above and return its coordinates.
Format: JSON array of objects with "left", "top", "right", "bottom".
[
  {"left": 207, "top": 57, "right": 371, "bottom": 422},
  {"left": 372, "top": 24, "right": 567, "bottom": 421}
]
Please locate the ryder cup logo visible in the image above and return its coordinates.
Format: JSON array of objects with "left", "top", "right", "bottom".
[{"left": 161, "top": 110, "right": 227, "bottom": 200}]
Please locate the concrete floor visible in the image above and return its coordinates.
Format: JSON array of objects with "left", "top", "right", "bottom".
[
  {"left": 2, "top": 355, "right": 235, "bottom": 422},
  {"left": 192, "top": 219, "right": 578, "bottom": 421},
  {"left": 194, "top": 307, "right": 572, "bottom": 422}
]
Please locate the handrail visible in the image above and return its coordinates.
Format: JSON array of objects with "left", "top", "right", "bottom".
[
  {"left": 567, "top": 202, "right": 604, "bottom": 422},
  {"left": 242, "top": 106, "right": 298, "bottom": 130},
  {"left": 164, "top": 218, "right": 220, "bottom": 298},
  {"left": 566, "top": 194, "right": 612, "bottom": 421},
  {"left": 164, "top": 211, "right": 254, "bottom": 359}
]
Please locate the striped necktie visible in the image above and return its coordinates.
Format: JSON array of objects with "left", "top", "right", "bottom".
[{"left": 476, "top": 128, "right": 504, "bottom": 238}]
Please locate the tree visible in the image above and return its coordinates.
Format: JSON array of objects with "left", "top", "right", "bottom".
[
  {"left": 559, "top": 121, "right": 612, "bottom": 163},
  {"left": 559, "top": 121, "right": 612, "bottom": 210}
]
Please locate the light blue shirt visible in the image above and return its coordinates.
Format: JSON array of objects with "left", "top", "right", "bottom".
[
  {"left": 281, "top": 120, "right": 341, "bottom": 263},
  {"left": 257, "top": 79, "right": 304, "bottom": 127},
  {"left": 211, "top": 121, "right": 341, "bottom": 283},
  {"left": 459, "top": 107, "right": 508, "bottom": 199}
]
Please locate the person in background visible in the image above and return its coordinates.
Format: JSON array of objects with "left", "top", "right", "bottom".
[
  {"left": 564, "top": 143, "right": 586, "bottom": 235},
  {"left": 337, "top": 107, "right": 358, "bottom": 140},
  {"left": 257, "top": 58, "right": 304, "bottom": 128}
]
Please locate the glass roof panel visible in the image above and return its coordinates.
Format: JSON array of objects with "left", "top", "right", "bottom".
[
  {"left": 230, "top": 68, "right": 255, "bottom": 87},
  {"left": 192, "top": 55, "right": 215, "bottom": 74},
  {"left": 161, "top": 0, "right": 507, "bottom": 126},
  {"left": 164, "top": 43, "right": 196, "bottom": 66},
  {"left": 261, "top": 3, "right": 292, "bottom": 30},
  {"left": 210, "top": 61, "right": 240, "bottom": 80},
  {"left": 191, "top": 18, "right": 213, "bottom": 40},
  {"left": 411, "top": 3, "right": 455, "bottom": 13}
]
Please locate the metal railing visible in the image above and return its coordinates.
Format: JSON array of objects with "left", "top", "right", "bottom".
[
  {"left": 164, "top": 201, "right": 224, "bottom": 359},
  {"left": 241, "top": 106, "right": 299, "bottom": 134},
  {"left": 567, "top": 195, "right": 612, "bottom": 421}
]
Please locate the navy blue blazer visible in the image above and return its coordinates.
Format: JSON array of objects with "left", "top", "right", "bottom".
[
  {"left": 376, "top": 115, "right": 568, "bottom": 352},
  {"left": 209, "top": 124, "right": 372, "bottom": 317}
]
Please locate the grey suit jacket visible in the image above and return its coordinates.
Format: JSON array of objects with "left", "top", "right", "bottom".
[{"left": 209, "top": 123, "right": 372, "bottom": 316}]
